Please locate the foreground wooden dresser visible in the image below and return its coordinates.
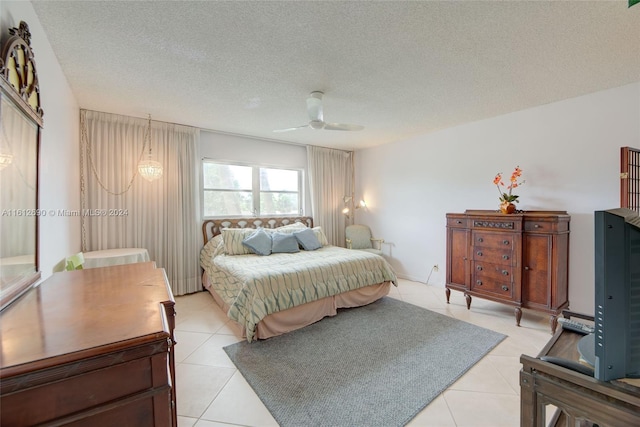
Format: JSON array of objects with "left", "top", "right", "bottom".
[
  {"left": 446, "top": 210, "right": 570, "bottom": 333},
  {"left": 0, "top": 262, "right": 177, "bottom": 426}
]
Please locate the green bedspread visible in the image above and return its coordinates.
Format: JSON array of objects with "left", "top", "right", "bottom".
[{"left": 200, "top": 237, "right": 397, "bottom": 341}]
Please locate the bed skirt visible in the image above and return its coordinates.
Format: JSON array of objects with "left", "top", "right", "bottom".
[{"left": 202, "top": 273, "right": 391, "bottom": 340}]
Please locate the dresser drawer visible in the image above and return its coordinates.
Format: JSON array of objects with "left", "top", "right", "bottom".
[
  {"left": 471, "top": 217, "right": 521, "bottom": 231},
  {"left": 474, "top": 262, "right": 513, "bottom": 281},
  {"left": 471, "top": 276, "right": 513, "bottom": 299},
  {"left": 0, "top": 341, "right": 171, "bottom": 426},
  {"left": 472, "top": 232, "right": 515, "bottom": 249},
  {"left": 524, "top": 219, "right": 569, "bottom": 233},
  {"left": 447, "top": 216, "right": 468, "bottom": 228},
  {"left": 473, "top": 247, "right": 513, "bottom": 265}
]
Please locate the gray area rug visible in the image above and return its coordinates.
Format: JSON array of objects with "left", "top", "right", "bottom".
[{"left": 223, "top": 297, "right": 506, "bottom": 427}]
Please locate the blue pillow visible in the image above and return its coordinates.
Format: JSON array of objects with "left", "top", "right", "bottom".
[
  {"left": 293, "top": 228, "right": 322, "bottom": 251},
  {"left": 242, "top": 228, "right": 272, "bottom": 256},
  {"left": 271, "top": 232, "right": 300, "bottom": 253}
]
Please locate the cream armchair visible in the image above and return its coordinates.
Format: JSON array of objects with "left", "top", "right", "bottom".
[{"left": 345, "top": 224, "right": 384, "bottom": 256}]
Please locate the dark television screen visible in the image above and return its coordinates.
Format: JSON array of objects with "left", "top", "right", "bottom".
[{"left": 594, "top": 208, "right": 640, "bottom": 381}]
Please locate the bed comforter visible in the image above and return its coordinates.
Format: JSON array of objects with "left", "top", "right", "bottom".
[{"left": 200, "top": 236, "right": 397, "bottom": 341}]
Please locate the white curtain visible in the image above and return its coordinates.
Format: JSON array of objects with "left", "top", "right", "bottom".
[
  {"left": 80, "top": 110, "right": 200, "bottom": 295},
  {"left": 306, "top": 145, "right": 353, "bottom": 246}
]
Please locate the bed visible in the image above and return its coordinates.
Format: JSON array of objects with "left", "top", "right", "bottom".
[{"left": 200, "top": 216, "right": 397, "bottom": 342}]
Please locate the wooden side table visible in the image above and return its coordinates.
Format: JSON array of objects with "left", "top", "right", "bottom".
[
  {"left": 83, "top": 247, "right": 150, "bottom": 268},
  {"left": 520, "top": 327, "right": 640, "bottom": 426}
]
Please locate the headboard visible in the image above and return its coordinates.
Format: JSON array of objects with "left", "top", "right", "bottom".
[{"left": 202, "top": 216, "right": 314, "bottom": 244}]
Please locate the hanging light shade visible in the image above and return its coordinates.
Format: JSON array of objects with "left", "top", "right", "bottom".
[
  {"left": 137, "top": 114, "right": 163, "bottom": 182},
  {"left": 0, "top": 153, "right": 13, "bottom": 171},
  {"left": 138, "top": 158, "right": 163, "bottom": 181}
]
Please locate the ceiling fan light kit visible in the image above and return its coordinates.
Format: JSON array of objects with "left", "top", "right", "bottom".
[{"left": 274, "top": 91, "right": 363, "bottom": 133}]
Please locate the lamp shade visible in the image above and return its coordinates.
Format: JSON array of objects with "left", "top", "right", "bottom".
[{"left": 138, "top": 158, "right": 163, "bottom": 182}]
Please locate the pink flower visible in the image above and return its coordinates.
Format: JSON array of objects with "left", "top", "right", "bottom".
[{"left": 494, "top": 166, "right": 525, "bottom": 203}]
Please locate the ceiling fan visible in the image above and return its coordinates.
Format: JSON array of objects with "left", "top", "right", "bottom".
[{"left": 274, "top": 91, "right": 364, "bottom": 133}]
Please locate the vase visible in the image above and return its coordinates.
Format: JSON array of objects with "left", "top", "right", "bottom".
[{"left": 500, "top": 201, "right": 516, "bottom": 214}]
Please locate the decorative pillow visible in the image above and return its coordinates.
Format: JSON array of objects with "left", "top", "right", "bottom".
[
  {"left": 221, "top": 228, "right": 255, "bottom": 255},
  {"left": 293, "top": 228, "right": 322, "bottom": 251},
  {"left": 242, "top": 228, "right": 272, "bottom": 256},
  {"left": 271, "top": 232, "right": 300, "bottom": 253},
  {"left": 271, "top": 222, "right": 308, "bottom": 235},
  {"left": 312, "top": 226, "right": 329, "bottom": 246}
]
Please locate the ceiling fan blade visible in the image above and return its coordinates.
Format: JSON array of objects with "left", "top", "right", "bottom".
[
  {"left": 323, "top": 122, "right": 364, "bottom": 131},
  {"left": 306, "top": 91, "right": 324, "bottom": 122},
  {"left": 278, "top": 91, "right": 361, "bottom": 132},
  {"left": 273, "top": 124, "right": 309, "bottom": 133}
]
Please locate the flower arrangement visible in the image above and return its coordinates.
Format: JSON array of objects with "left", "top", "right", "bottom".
[{"left": 494, "top": 166, "right": 525, "bottom": 204}]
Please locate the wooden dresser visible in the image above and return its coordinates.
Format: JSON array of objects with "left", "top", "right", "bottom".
[
  {"left": 0, "top": 262, "right": 177, "bottom": 426},
  {"left": 446, "top": 210, "right": 570, "bottom": 332}
]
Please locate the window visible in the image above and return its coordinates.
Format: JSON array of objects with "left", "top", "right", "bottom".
[{"left": 203, "top": 160, "right": 303, "bottom": 217}]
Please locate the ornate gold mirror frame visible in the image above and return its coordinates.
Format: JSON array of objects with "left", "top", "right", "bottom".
[{"left": 0, "top": 21, "right": 43, "bottom": 310}]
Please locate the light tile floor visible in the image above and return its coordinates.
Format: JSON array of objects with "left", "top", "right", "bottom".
[{"left": 175, "top": 279, "right": 554, "bottom": 427}]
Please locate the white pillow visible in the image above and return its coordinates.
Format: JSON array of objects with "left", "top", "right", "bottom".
[
  {"left": 221, "top": 228, "right": 255, "bottom": 255},
  {"left": 312, "top": 226, "right": 329, "bottom": 246},
  {"left": 270, "top": 222, "right": 308, "bottom": 234}
]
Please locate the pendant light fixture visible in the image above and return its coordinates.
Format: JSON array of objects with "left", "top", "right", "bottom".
[
  {"left": 0, "top": 153, "right": 12, "bottom": 171},
  {"left": 137, "top": 114, "right": 163, "bottom": 182}
]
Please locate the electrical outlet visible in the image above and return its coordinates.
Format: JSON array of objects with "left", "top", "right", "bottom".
[{"left": 433, "top": 264, "right": 439, "bottom": 272}]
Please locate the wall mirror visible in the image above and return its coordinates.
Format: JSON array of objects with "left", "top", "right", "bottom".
[{"left": 0, "top": 21, "right": 43, "bottom": 310}]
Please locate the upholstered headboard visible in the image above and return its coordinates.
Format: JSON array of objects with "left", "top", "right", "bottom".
[{"left": 202, "top": 216, "right": 314, "bottom": 244}]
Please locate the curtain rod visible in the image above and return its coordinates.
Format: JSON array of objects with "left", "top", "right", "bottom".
[{"left": 81, "top": 108, "right": 354, "bottom": 154}]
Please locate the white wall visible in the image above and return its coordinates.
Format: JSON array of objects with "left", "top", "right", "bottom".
[
  {"left": 2, "top": 2, "right": 80, "bottom": 277},
  {"left": 198, "top": 131, "right": 311, "bottom": 217},
  {"left": 355, "top": 82, "right": 640, "bottom": 314}
]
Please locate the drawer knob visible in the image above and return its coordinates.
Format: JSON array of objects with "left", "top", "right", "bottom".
[
  {"left": 502, "top": 254, "right": 509, "bottom": 260},
  {"left": 502, "top": 270, "right": 509, "bottom": 276},
  {"left": 503, "top": 240, "right": 510, "bottom": 245},
  {"left": 476, "top": 280, "right": 483, "bottom": 286},
  {"left": 478, "top": 237, "right": 484, "bottom": 243},
  {"left": 456, "top": 220, "right": 462, "bottom": 224},
  {"left": 502, "top": 285, "right": 509, "bottom": 291},
  {"left": 476, "top": 265, "right": 483, "bottom": 271},
  {"left": 477, "top": 251, "right": 483, "bottom": 256},
  {"left": 534, "top": 224, "right": 541, "bottom": 228},
  {"left": 524, "top": 266, "right": 530, "bottom": 270}
]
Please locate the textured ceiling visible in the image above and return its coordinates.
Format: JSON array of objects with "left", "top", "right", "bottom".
[{"left": 31, "top": 1, "right": 640, "bottom": 150}]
